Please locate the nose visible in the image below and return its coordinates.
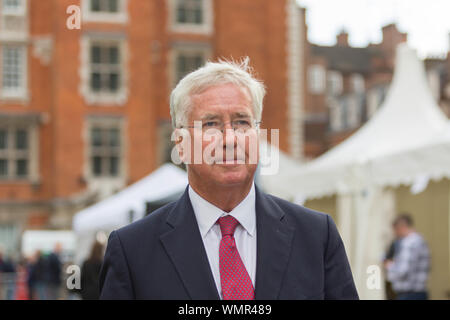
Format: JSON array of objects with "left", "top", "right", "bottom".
[{"left": 222, "top": 123, "right": 237, "bottom": 149}]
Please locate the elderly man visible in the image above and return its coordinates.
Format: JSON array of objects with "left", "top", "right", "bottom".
[{"left": 99, "top": 59, "right": 358, "bottom": 300}]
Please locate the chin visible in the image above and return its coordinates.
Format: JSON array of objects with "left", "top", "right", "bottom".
[{"left": 214, "top": 167, "right": 252, "bottom": 186}]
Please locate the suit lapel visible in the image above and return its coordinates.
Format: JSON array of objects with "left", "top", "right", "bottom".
[
  {"left": 160, "top": 187, "right": 220, "bottom": 300},
  {"left": 254, "top": 187, "right": 295, "bottom": 300},
  {"left": 159, "top": 185, "right": 295, "bottom": 300}
]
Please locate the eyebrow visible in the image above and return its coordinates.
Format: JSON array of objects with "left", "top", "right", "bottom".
[
  {"left": 200, "top": 114, "right": 221, "bottom": 121},
  {"left": 199, "top": 112, "right": 252, "bottom": 121},
  {"left": 231, "top": 112, "right": 252, "bottom": 119}
]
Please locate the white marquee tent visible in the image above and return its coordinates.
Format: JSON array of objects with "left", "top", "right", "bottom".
[
  {"left": 257, "top": 140, "right": 304, "bottom": 200},
  {"left": 288, "top": 44, "right": 450, "bottom": 299},
  {"left": 72, "top": 163, "right": 188, "bottom": 262},
  {"left": 73, "top": 163, "right": 188, "bottom": 233},
  {"left": 292, "top": 44, "right": 449, "bottom": 199},
  {"left": 371, "top": 122, "right": 450, "bottom": 188}
]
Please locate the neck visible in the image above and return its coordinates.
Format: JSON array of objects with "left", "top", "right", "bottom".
[{"left": 188, "top": 177, "right": 254, "bottom": 213}]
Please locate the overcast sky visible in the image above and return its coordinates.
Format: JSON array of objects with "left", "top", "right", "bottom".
[{"left": 298, "top": 0, "right": 450, "bottom": 58}]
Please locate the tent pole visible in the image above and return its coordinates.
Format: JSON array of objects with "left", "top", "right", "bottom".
[{"left": 337, "top": 193, "right": 354, "bottom": 265}]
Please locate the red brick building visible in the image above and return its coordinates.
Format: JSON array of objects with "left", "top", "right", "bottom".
[
  {"left": 303, "top": 19, "right": 450, "bottom": 160},
  {"left": 303, "top": 23, "right": 408, "bottom": 159},
  {"left": 0, "top": 0, "right": 305, "bottom": 253},
  {"left": 424, "top": 55, "right": 450, "bottom": 118}
]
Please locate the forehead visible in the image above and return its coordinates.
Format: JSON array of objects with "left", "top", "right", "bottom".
[{"left": 190, "top": 83, "right": 253, "bottom": 117}]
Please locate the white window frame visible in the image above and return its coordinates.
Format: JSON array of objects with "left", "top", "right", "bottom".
[
  {"left": 327, "top": 70, "right": 343, "bottom": 96},
  {"left": 169, "top": 43, "right": 211, "bottom": 88},
  {"left": 366, "top": 88, "right": 379, "bottom": 119},
  {"left": 79, "top": 34, "right": 128, "bottom": 106},
  {"left": 82, "top": 0, "right": 128, "bottom": 24},
  {"left": 169, "top": 0, "right": 213, "bottom": 35},
  {"left": 0, "top": 115, "right": 40, "bottom": 183},
  {"left": 0, "top": 224, "right": 19, "bottom": 257},
  {"left": 351, "top": 73, "right": 365, "bottom": 94},
  {"left": 329, "top": 100, "right": 343, "bottom": 132},
  {"left": 308, "top": 64, "right": 326, "bottom": 94},
  {"left": 0, "top": 44, "right": 28, "bottom": 101},
  {"left": 347, "top": 96, "right": 361, "bottom": 129},
  {"left": 2, "top": 0, "right": 26, "bottom": 16},
  {"left": 83, "top": 116, "right": 127, "bottom": 197},
  {"left": 0, "top": 0, "right": 28, "bottom": 43},
  {"left": 367, "top": 85, "right": 387, "bottom": 118}
]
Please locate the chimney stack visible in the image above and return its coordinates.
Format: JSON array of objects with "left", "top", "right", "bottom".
[{"left": 337, "top": 31, "right": 349, "bottom": 47}]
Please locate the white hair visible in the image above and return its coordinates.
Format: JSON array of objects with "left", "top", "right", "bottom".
[{"left": 170, "top": 57, "right": 266, "bottom": 128}]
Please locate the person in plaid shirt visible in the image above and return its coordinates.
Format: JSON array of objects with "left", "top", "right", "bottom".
[{"left": 384, "top": 214, "right": 430, "bottom": 300}]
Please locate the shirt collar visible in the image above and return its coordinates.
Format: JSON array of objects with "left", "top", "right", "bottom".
[{"left": 188, "top": 183, "right": 256, "bottom": 238}]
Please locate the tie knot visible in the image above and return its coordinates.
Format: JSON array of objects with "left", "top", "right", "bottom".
[{"left": 218, "top": 215, "right": 240, "bottom": 237}]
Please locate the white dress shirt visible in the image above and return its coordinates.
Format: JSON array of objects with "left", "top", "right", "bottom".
[{"left": 188, "top": 183, "right": 257, "bottom": 299}]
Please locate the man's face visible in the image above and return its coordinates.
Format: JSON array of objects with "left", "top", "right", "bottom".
[
  {"left": 180, "top": 83, "right": 259, "bottom": 188},
  {"left": 393, "top": 222, "right": 409, "bottom": 238}
]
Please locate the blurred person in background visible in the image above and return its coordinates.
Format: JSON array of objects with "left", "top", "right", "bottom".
[
  {"left": 43, "top": 243, "right": 63, "bottom": 300},
  {"left": 15, "top": 258, "right": 30, "bottom": 300},
  {"left": 0, "top": 250, "right": 16, "bottom": 300},
  {"left": 384, "top": 214, "right": 430, "bottom": 300},
  {"left": 27, "top": 250, "right": 42, "bottom": 300},
  {"left": 34, "top": 251, "right": 47, "bottom": 300},
  {"left": 80, "top": 241, "right": 104, "bottom": 300}
]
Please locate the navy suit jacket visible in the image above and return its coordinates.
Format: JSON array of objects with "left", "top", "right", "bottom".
[{"left": 99, "top": 186, "right": 358, "bottom": 300}]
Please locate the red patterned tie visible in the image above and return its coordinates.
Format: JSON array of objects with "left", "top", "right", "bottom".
[{"left": 218, "top": 215, "right": 255, "bottom": 300}]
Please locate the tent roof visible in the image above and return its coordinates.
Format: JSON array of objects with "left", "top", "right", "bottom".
[
  {"left": 371, "top": 121, "right": 450, "bottom": 187},
  {"left": 72, "top": 163, "right": 188, "bottom": 233},
  {"left": 292, "top": 44, "right": 449, "bottom": 199}
]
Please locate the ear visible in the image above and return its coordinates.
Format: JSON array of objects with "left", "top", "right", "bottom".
[
  {"left": 173, "top": 128, "right": 192, "bottom": 164},
  {"left": 172, "top": 128, "right": 182, "bottom": 145},
  {"left": 173, "top": 129, "right": 183, "bottom": 158}
]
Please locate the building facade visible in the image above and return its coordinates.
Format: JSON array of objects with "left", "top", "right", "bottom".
[
  {"left": 303, "top": 21, "right": 450, "bottom": 160},
  {"left": 303, "top": 23, "right": 408, "bottom": 159},
  {"left": 0, "top": 0, "right": 304, "bottom": 255}
]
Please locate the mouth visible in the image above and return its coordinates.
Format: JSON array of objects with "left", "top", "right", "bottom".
[{"left": 216, "top": 157, "right": 246, "bottom": 165}]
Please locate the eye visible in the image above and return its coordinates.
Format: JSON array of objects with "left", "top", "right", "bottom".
[
  {"left": 203, "top": 121, "right": 219, "bottom": 128},
  {"left": 234, "top": 120, "right": 251, "bottom": 127}
]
